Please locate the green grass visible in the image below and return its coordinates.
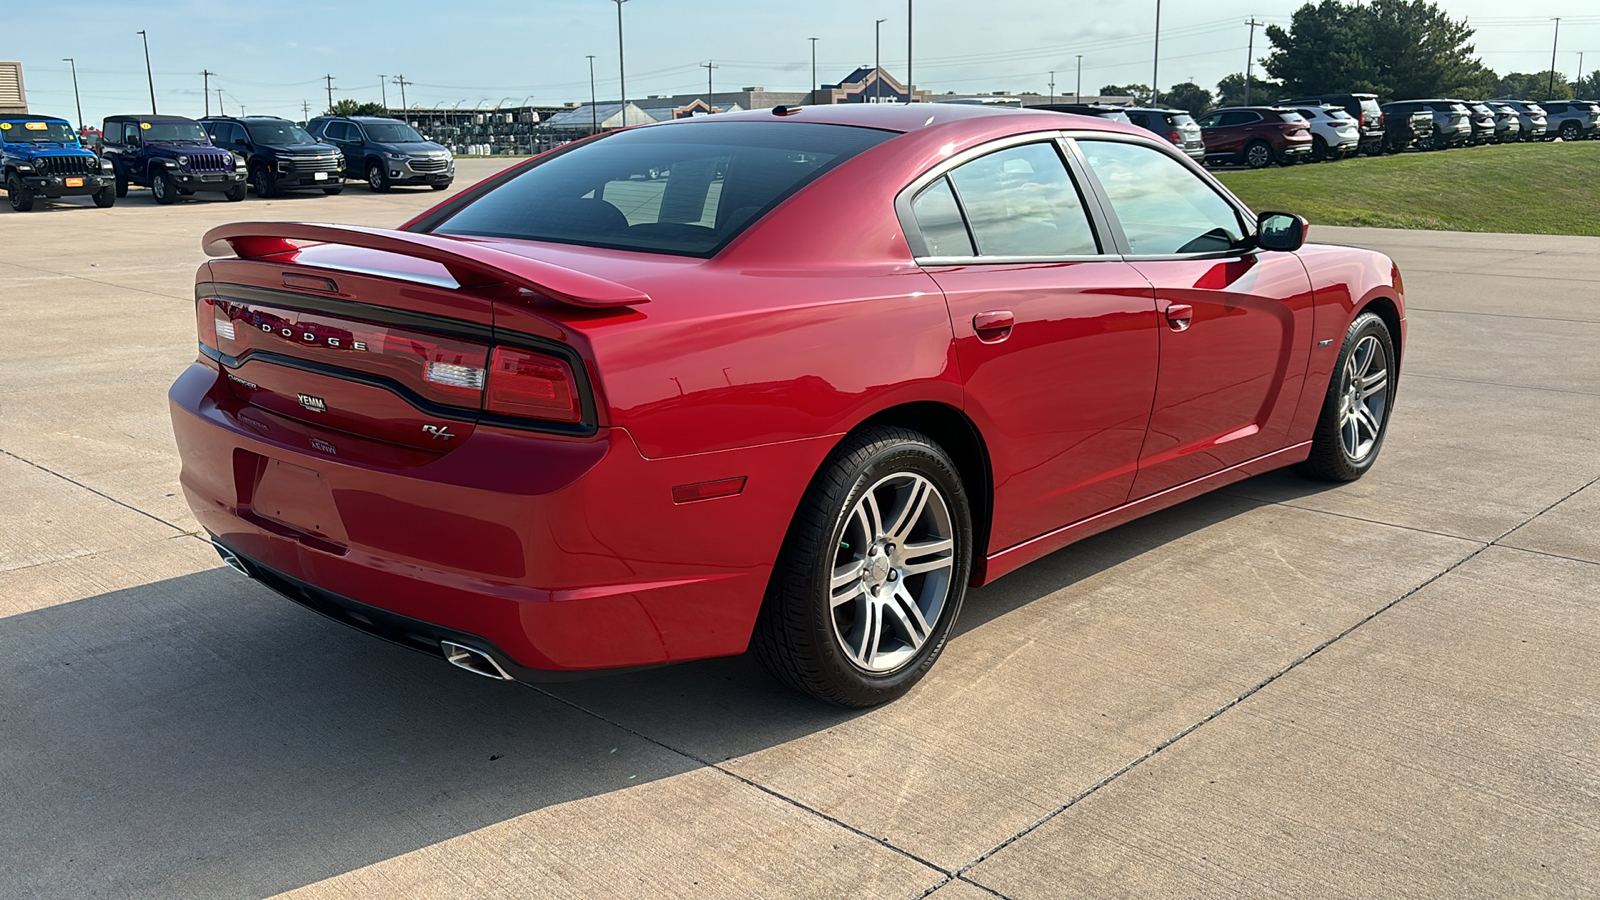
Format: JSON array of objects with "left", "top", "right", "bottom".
[{"left": 1215, "top": 141, "right": 1600, "bottom": 237}]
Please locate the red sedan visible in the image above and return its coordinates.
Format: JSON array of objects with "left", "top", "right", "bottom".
[{"left": 171, "top": 104, "right": 1405, "bottom": 707}]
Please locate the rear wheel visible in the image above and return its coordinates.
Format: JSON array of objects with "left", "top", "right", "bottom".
[
  {"left": 1297, "top": 312, "right": 1397, "bottom": 482},
  {"left": 1244, "top": 140, "right": 1273, "bottom": 169},
  {"left": 1311, "top": 135, "right": 1329, "bottom": 162},
  {"left": 1560, "top": 121, "right": 1581, "bottom": 141},
  {"left": 7, "top": 174, "right": 35, "bottom": 211},
  {"left": 92, "top": 185, "right": 115, "bottom": 208},
  {"left": 754, "top": 427, "right": 973, "bottom": 707},
  {"left": 224, "top": 182, "right": 247, "bottom": 202},
  {"left": 114, "top": 173, "right": 129, "bottom": 198},
  {"left": 151, "top": 170, "right": 177, "bottom": 204},
  {"left": 366, "top": 161, "right": 390, "bottom": 192}
]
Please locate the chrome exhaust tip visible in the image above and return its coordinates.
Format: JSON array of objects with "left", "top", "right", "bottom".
[
  {"left": 211, "top": 541, "right": 251, "bottom": 578},
  {"left": 441, "top": 640, "right": 513, "bottom": 681}
]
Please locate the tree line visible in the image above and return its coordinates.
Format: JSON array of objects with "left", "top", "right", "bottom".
[{"left": 1100, "top": 0, "right": 1600, "bottom": 114}]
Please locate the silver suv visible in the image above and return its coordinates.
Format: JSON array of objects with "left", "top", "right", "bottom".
[
  {"left": 1493, "top": 100, "right": 1549, "bottom": 142},
  {"left": 1539, "top": 101, "right": 1600, "bottom": 141},
  {"left": 1383, "top": 100, "right": 1472, "bottom": 150}
]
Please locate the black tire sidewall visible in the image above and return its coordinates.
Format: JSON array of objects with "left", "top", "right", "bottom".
[
  {"left": 152, "top": 171, "right": 175, "bottom": 203},
  {"left": 1305, "top": 312, "right": 1397, "bottom": 480},
  {"left": 774, "top": 431, "right": 973, "bottom": 706}
]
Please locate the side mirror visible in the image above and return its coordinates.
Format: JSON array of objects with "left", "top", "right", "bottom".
[{"left": 1255, "top": 211, "right": 1308, "bottom": 252}]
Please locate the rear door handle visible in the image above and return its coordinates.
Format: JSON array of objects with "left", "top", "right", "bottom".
[
  {"left": 973, "top": 310, "right": 1014, "bottom": 342},
  {"left": 1165, "top": 303, "right": 1194, "bottom": 332}
]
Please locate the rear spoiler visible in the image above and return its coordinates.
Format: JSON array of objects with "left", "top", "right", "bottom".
[{"left": 201, "top": 221, "right": 650, "bottom": 309}]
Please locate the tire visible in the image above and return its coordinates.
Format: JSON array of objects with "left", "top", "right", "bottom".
[
  {"left": 1244, "top": 141, "right": 1273, "bottom": 169},
  {"left": 431, "top": 181, "right": 451, "bottom": 191},
  {"left": 322, "top": 185, "right": 344, "bottom": 195},
  {"left": 151, "top": 170, "right": 177, "bottom": 204},
  {"left": 1311, "top": 135, "right": 1328, "bottom": 162},
  {"left": 7, "top": 174, "right": 35, "bottom": 211},
  {"left": 366, "top": 160, "right": 390, "bottom": 192},
  {"left": 1560, "top": 121, "right": 1580, "bottom": 142},
  {"left": 1296, "top": 312, "right": 1397, "bottom": 482},
  {"left": 92, "top": 185, "right": 115, "bottom": 208},
  {"left": 114, "top": 173, "right": 128, "bottom": 198},
  {"left": 753, "top": 427, "right": 974, "bottom": 707},
  {"left": 224, "top": 182, "right": 247, "bottom": 202},
  {"left": 251, "top": 165, "right": 278, "bottom": 198}
]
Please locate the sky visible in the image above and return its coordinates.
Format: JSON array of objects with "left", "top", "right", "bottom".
[{"left": 7, "top": 0, "right": 1600, "bottom": 126}]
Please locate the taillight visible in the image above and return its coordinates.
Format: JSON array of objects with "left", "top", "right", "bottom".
[
  {"left": 1379, "top": 111, "right": 1386, "bottom": 127},
  {"left": 197, "top": 298, "right": 219, "bottom": 353},
  {"left": 1166, "top": 130, "right": 1183, "bottom": 143},
  {"left": 486, "top": 347, "right": 581, "bottom": 423}
]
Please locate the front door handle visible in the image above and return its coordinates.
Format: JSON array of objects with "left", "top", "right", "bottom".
[
  {"left": 1165, "top": 303, "right": 1194, "bottom": 332},
  {"left": 973, "top": 310, "right": 1014, "bottom": 343}
]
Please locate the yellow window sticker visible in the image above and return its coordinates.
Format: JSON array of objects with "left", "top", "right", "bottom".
[
  {"left": 0, "top": 123, "right": 10, "bottom": 130},
  {"left": 25, "top": 122, "right": 48, "bottom": 130},
  {"left": 140, "top": 122, "right": 152, "bottom": 130}
]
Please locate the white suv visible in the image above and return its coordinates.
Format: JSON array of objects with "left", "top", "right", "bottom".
[{"left": 1290, "top": 105, "right": 1361, "bottom": 161}]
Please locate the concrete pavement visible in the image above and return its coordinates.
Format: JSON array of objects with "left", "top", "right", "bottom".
[{"left": 2, "top": 164, "right": 1596, "bottom": 898}]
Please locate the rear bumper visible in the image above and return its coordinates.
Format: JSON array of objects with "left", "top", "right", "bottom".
[{"left": 169, "top": 361, "right": 830, "bottom": 675}]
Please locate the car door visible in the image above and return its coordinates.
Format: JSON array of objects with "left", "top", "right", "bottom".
[
  {"left": 1073, "top": 137, "right": 1314, "bottom": 498},
  {"left": 324, "top": 121, "right": 356, "bottom": 168},
  {"left": 901, "top": 138, "right": 1161, "bottom": 551}
]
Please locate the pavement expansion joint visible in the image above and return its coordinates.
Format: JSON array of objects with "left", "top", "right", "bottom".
[
  {"left": 530, "top": 684, "right": 954, "bottom": 885},
  {"left": 1405, "top": 306, "right": 1600, "bottom": 325},
  {"left": 0, "top": 258, "right": 188, "bottom": 302},
  {"left": 1402, "top": 372, "right": 1600, "bottom": 398},
  {"left": 0, "top": 447, "right": 189, "bottom": 535}
]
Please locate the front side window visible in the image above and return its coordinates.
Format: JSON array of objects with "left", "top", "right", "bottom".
[
  {"left": 944, "top": 142, "right": 1098, "bottom": 257},
  {"left": 361, "top": 122, "right": 426, "bottom": 143},
  {"left": 433, "top": 121, "right": 892, "bottom": 257},
  {"left": 1078, "top": 140, "right": 1245, "bottom": 256}
]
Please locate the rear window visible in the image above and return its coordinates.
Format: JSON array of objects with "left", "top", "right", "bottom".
[
  {"left": 432, "top": 121, "right": 892, "bottom": 257},
  {"left": 1168, "top": 114, "right": 1197, "bottom": 127},
  {"left": 1278, "top": 112, "right": 1308, "bottom": 123}
]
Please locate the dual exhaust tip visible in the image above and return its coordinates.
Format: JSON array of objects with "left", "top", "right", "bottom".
[{"left": 210, "top": 539, "right": 512, "bottom": 682}]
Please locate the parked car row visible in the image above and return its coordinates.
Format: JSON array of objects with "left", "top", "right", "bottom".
[
  {"left": 1038, "top": 94, "right": 1600, "bottom": 169},
  {"left": 3, "top": 111, "right": 455, "bottom": 211}
]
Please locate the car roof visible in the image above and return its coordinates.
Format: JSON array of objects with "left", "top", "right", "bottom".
[
  {"left": 106, "top": 114, "right": 202, "bottom": 123},
  {"left": 645, "top": 102, "right": 1147, "bottom": 137},
  {"left": 1, "top": 115, "right": 70, "bottom": 123}
]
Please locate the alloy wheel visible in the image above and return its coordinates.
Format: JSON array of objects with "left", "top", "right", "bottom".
[
  {"left": 829, "top": 472, "right": 956, "bottom": 674},
  {"left": 1338, "top": 334, "right": 1390, "bottom": 462},
  {"left": 1246, "top": 143, "right": 1272, "bottom": 168}
]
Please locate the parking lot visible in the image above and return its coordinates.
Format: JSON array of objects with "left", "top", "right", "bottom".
[{"left": 3, "top": 159, "right": 1597, "bottom": 898}]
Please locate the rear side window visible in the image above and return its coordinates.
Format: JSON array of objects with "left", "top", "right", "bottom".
[
  {"left": 945, "top": 142, "right": 1099, "bottom": 257},
  {"left": 433, "top": 121, "right": 892, "bottom": 257},
  {"left": 910, "top": 177, "right": 974, "bottom": 257},
  {"left": 1078, "top": 140, "right": 1244, "bottom": 256}
]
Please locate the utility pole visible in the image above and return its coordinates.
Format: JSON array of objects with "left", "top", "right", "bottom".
[
  {"left": 202, "top": 69, "right": 214, "bottom": 116},
  {"left": 809, "top": 37, "right": 819, "bottom": 103},
  {"left": 1549, "top": 18, "right": 1561, "bottom": 101},
  {"left": 1151, "top": 0, "right": 1162, "bottom": 105},
  {"left": 379, "top": 75, "right": 388, "bottom": 111},
  {"left": 137, "top": 30, "right": 157, "bottom": 114},
  {"left": 875, "top": 18, "right": 887, "bottom": 102},
  {"left": 324, "top": 74, "right": 336, "bottom": 112},
  {"left": 1245, "top": 18, "right": 1262, "bottom": 105},
  {"left": 1049, "top": 71, "right": 1056, "bottom": 105},
  {"left": 587, "top": 55, "right": 598, "bottom": 134},
  {"left": 1076, "top": 54, "right": 1083, "bottom": 102},
  {"left": 216, "top": 89, "right": 225, "bottom": 115},
  {"left": 302, "top": 100, "right": 311, "bottom": 122},
  {"left": 907, "top": 0, "right": 914, "bottom": 102},
  {"left": 613, "top": 0, "right": 629, "bottom": 120},
  {"left": 62, "top": 58, "right": 84, "bottom": 132},
  {"left": 701, "top": 60, "right": 718, "bottom": 100},
  {"left": 392, "top": 75, "right": 412, "bottom": 112}
]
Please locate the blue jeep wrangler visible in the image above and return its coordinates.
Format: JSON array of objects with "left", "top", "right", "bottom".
[
  {"left": 101, "top": 114, "right": 248, "bottom": 204},
  {"left": 2, "top": 116, "right": 117, "bottom": 211}
]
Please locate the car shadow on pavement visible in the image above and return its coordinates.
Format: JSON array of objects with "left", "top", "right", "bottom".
[{"left": 0, "top": 471, "right": 1330, "bottom": 897}]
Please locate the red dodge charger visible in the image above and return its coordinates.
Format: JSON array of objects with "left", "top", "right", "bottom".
[{"left": 171, "top": 103, "right": 1404, "bottom": 706}]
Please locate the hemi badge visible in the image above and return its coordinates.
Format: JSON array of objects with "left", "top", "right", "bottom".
[
  {"left": 1318, "top": 339, "right": 1335, "bottom": 346},
  {"left": 297, "top": 393, "right": 328, "bottom": 413}
]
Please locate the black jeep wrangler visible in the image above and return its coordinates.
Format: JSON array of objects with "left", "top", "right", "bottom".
[
  {"left": 200, "top": 115, "right": 345, "bottom": 197},
  {"left": 100, "top": 114, "right": 248, "bottom": 203}
]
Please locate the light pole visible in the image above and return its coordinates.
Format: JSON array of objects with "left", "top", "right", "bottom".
[
  {"left": 875, "top": 18, "right": 887, "bottom": 102},
  {"left": 1075, "top": 54, "right": 1083, "bottom": 102},
  {"left": 1048, "top": 71, "right": 1055, "bottom": 105},
  {"left": 587, "top": 55, "right": 598, "bottom": 134},
  {"left": 1548, "top": 18, "right": 1561, "bottom": 101},
  {"left": 809, "top": 37, "right": 819, "bottom": 103},
  {"left": 137, "top": 30, "right": 157, "bottom": 114},
  {"left": 62, "top": 58, "right": 84, "bottom": 132},
  {"left": 1151, "top": 0, "right": 1161, "bottom": 105},
  {"left": 906, "top": 0, "right": 914, "bottom": 102},
  {"left": 613, "top": 0, "right": 629, "bottom": 121},
  {"left": 202, "top": 69, "right": 213, "bottom": 117}
]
